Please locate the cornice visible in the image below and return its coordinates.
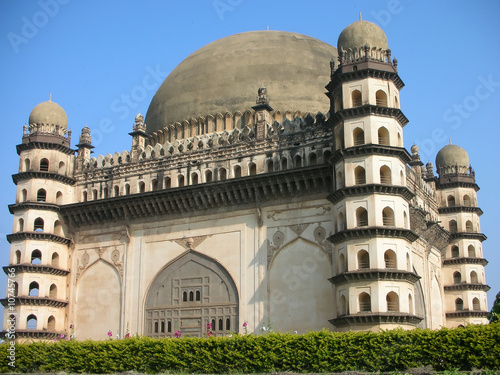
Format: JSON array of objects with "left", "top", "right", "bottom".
[
  {"left": 328, "top": 227, "right": 419, "bottom": 244},
  {"left": 12, "top": 171, "right": 76, "bottom": 186},
  {"left": 327, "top": 184, "right": 414, "bottom": 204},
  {"left": 329, "top": 269, "right": 421, "bottom": 285},
  {"left": 329, "top": 313, "right": 423, "bottom": 327}
]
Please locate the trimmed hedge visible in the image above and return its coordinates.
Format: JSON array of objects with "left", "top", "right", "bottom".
[{"left": 1, "top": 323, "right": 499, "bottom": 373}]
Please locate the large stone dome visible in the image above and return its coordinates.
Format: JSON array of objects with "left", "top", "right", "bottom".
[
  {"left": 145, "top": 31, "right": 337, "bottom": 134},
  {"left": 337, "top": 20, "right": 389, "bottom": 51},
  {"left": 435, "top": 144, "right": 470, "bottom": 169},
  {"left": 29, "top": 100, "right": 68, "bottom": 129}
]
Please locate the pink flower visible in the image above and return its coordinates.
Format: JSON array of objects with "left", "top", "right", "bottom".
[
  {"left": 125, "top": 333, "right": 130, "bottom": 339},
  {"left": 208, "top": 331, "right": 213, "bottom": 337},
  {"left": 107, "top": 330, "right": 112, "bottom": 339},
  {"left": 206, "top": 323, "right": 212, "bottom": 330},
  {"left": 60, "top": 334, "right": 65, "bottom": 339},
  {"left": 174, "top": 330, "right": 181, "bottom": 338},
  {"left": 242, "top": 321, "right": 248, "bottom": 327}
]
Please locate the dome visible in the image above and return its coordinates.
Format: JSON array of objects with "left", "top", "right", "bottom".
[
  {"left": 337, "top": 20, "right": 389, "bottom": 51},
  {"left": 435, "top": 144, "right": 469, "bottom": 169},
  {"left": 145, "top": 31, "right": 338, "bottom": 134},
  {"left": 29, "top": 100, "right": 68, "bottom": 129}
]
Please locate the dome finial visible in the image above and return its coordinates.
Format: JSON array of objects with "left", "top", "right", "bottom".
[
  {"left": 49, "top": 93, "right": 52, "bottom": 102},
  {"left": 449, "top": 138, "right": 452, "bottom": 145},
  {"left": 359, "top": 12, "right": 362, "bottom": 21}
]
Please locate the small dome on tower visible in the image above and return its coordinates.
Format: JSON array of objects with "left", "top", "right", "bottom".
[
  {"left": 435, "top": 144, "right": 469, "bottom": 169},
  {"left": 411, "top": 144, "right": 419, "bottom": 156},
  {"left": 29, "top": 99, "right": 68, "bottom": 129},
  {"left": 337, "top": 20, "right": 389, "bottom": 51}
]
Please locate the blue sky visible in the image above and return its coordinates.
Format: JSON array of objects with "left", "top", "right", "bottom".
[{"left": 0, "top": 0, "right": 499, "bottom": 317}]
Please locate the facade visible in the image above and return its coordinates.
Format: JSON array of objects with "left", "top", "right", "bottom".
[{"left": 2, "top": 20, "right": 490, "bottom": 341}]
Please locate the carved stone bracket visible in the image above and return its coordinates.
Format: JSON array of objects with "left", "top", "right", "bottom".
[{"left": 267, "top": 230, "right": 284, "bottom": 269}]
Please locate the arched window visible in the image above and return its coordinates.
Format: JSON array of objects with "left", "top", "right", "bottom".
[
  {"left": 447, "top": 195, "right": 455, "bottom": 207},
  {"left": 152, "top": 179, "right": 159, "bottom": 191},
  {"left": 468, "top": 245, "right": 476, "bottom": 258},
  {"left": 161, "top": 321, "right": 165, "bottom": 333},
  {"left": 24, "top": 158, "right": 31, "bottom": 171},
  {"left": 386, "top": 292, "right": 399, "bottom": 312},
  {"left": 375, "top": 90, "right": 387, "bottom": 106},
  {"left": 92, "top": 189, "right": 98, "bottom": 200},
  {"left": 472, "top": 297, "right": 480, "bottom": 311},
  {"left": 339, "top": 295, "right": 347, "bottom": 316},
  {"left": 182, "top": 291, "right": 187, "bottom": 302},
  {"left": 189, "top": 291, "right": 194, "bottom": 302},
  {"left": 82, "top": 191, "right": 88, "bottom": 202},
  {"left": 382, "top": 207, "right": 395, "bottom": 226},
  {"left": 378, "top": 127, "right": 390, "bottom": 145},
  {"left": 15, "top": 250, "right": 21, "bottom": 264},
  {"left": 191, "top": 173, "right": 199, "bottom": 185},
  {"left": 18, "top": 218, "right": 24, "bottom": 232},
  {"left": 359, "top": 292, "right": 371, "bottom": 312},
  {"left": 125, "top": 184, "right": 131, "bottom": 195},
  {"left": 219, "top": 168, "right": 227, "bottom": 181},
  {"left": 29, "top": 281, "right": 39, "bottom": 297},
  {"left": 351, "top": 90, "right": 362, "bottom": 107},
  {"left": 384, "top": 250, "right": 397, "bottom": 269},
  {"left": 403, "top": 211, "right": 408, "bottom": 228},
  {"left": 27, "top": 314, "right": 37, "bottom": 329},
  {"left": 449, "top": 220, "right": 458, "bottom": 233},
  {"left": 308, "top": 153, "right": 317, "bottom": 166},
  {"left": 34, "top": 218, "right": 44, "bottom": 232},
  {"left": 463, "top": 195, "right": 471, "bottom": 206},
  {"left": 380, "top": 166, "right": 391, "bottom": 184},
  {"left": 196, "top": 290, "right": 201, "bottom": 301},
  {"left": 397, "top": 132, "right": 402, "bottom": 147},
  {"left": 211, "top": 319, "right": 216, "bottom": 332},
  {"left": 164, "top": 177, "right": 171, "bottom": 188},
  {"left": 354, "top": 166, "right": 366, "bottom": 185},
  {"left": 357, "top": 250, "right": 370, "bottom": 269},
  {"left": 53, "top": 220, "right": 62, "bottom": 236},
  {"left": 39, "top": 158, "right": 49, "bottom": 172},
  {"left": 455, "top": 298, "right": 464, "bottom": 311},
  {"left": 51, "top": 252, "right": 59, "bottom": 267},
  {"left": 266, "top": 159, "right": 274, "bottom": 172},
  {"left": 36, "top": 189, "right": 46, "bottom": 202},
  {"left": 49, "top": 284, "right": 57, "bottom": 299},
  {"left": 336, "top": 171, "right": 344, "bottom": 189},
  {"left": 139, "top": 181, "right": 146, "bottom": 192},
  {"left": 337, "top": 212, "right": 345, "bottom": 231},
  {"left": 451, "top": 246, "right": 460, "bottom": 258},
  {"left": 56, "top": 191, "right": 63, "bottom": 204},
  {"left": 470, "top": 271, "right": 478, "bottom": 284},
  {"left": 408, "top": 293, "right": 413, "bottom": 314},
  {"left": 103, "top": 187, "right": 109, "bottom": 199},
  {"left": 280, "top": 157, "right": 288, "bottom": 171},
  {"left": 353, "top": 128, "right": 364, "bottom": 146},
  {"left": 178, "top": 175, "right": 185, "bottom": 187},
  {"left": 356, "top": 207, "right": 368, "bottom": 227},
  {"left": 58, "top": 161, "right": 65, "bottom": 174},
  {"left": 249, "top": 163, "right": 257, "bottom": 175},
  {"left": 394, "top": 96, "right": 399, "bottom": 109},
  {"left": 234, "top": 166, "right": 242, "bottom": 178},
  {"left": 12, "top": 282, "right": 18, "bottom": 296},
  {"left": 465, "top": 221, "right": 473, "bottom": 233},
  {"left": 205, "top": 170, "right": 213, "bottom": 183},
  {"left": 323, "top": 150, "right": 332, "bottom": 163},
  {"left": 114, "top": 186, "right": 120, "bottom": 197},
  {"left": 335, "top": 134, "right": 342, "bottom": 150},
  {"left": 154, "top": 322, "right": 159, "bottom": 333},
  {"left": 167, "top": 321, "right": 172, "bottom": 333},
  {"left": 226, "top": 318, "right": 231, "bottom": 331},
  {"left": 338, "top": 253, "right": 346, "bottom": 274},
  {"left": 406, "top": 253, "right": 411, "bottom": 271},
  {"left": 453, "top": 271, "right": 462, "bottom": 284},
  {"left": 21, "top": 189, "right": 27, "bottom": 202},
  {"left": 31, "top": 250, "right": 42, "bottom": 264}
]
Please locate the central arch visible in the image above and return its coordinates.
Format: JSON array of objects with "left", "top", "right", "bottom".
[{"left": 144, "top": 250, "right": 238, "bottom": 338}]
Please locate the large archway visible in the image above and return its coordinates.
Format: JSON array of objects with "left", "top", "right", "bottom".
[{"left": 144, "top": 250, "right": 238, "bottom": 338}]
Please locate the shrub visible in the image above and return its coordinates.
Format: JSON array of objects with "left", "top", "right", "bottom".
[{"left": 0, "top": 323, "right": 499, "bottom": 373}]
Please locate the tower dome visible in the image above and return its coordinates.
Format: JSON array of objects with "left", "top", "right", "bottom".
[
  {"left": 145, "top": 31, "right": 337, "bottom": 134},
  {"left": 337, "top": 20, "right": 389, "bottom": 51},
  {"left": 435, "top": 144, "right": 469, "bottom": 169},
  {"left": 28, "top": 99, "right": 68, "bottom": 129}
]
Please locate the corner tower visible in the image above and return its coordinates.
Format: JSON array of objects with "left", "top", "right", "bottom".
[
  {"left": 3, "top": 99, "right": 74, "bottom": 340},
  {"left": 326, "top": 21, "right": 421, "bottom": 331},
  {"left": 434, "top": 144, "right": 489, "bottom": 326}
]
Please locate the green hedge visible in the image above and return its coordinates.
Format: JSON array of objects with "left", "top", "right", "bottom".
[{"left": 1, "top": 323, "right": 499, "bottom": 373}]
